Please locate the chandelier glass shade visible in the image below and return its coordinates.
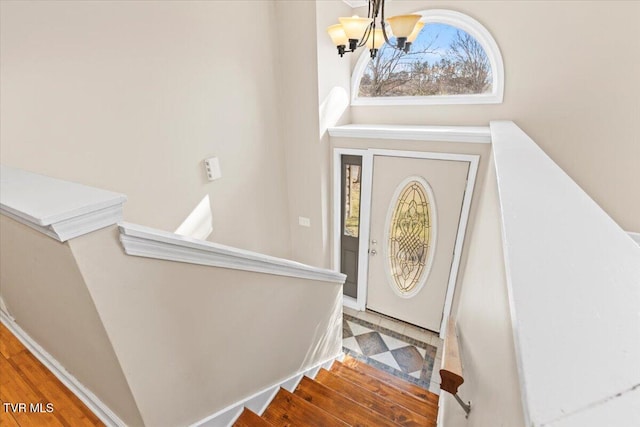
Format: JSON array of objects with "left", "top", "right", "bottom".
[
  {"left": 366, "top": 29, "right": 385, "bottom": 50},
  {"left": 327, "top": 0, "right": 423, "bottom": 58}
]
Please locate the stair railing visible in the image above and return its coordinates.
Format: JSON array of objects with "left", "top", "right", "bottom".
[{"left": 439, "top": 317, "right": 471, "bottom": 417}]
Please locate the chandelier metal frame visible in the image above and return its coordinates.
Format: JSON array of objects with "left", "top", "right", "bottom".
[{"left": 328, "top": 0, "right": 423, "bottom": 59}]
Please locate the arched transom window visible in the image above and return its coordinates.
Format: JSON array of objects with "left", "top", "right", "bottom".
[{"left": 351, "top": 10, "right": 504, "bottom": 105}]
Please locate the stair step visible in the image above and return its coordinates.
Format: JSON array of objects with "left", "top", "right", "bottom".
[
  {"left": 294, "top": 376, "right": 401, "bottom": 427},
  {"left": 330, "top": 361, "right": 438, "bottom": 419},
  {"left": 262, "top": 388, "right": 349, "bottom": 427},
  {"left": 342, "top": 355, "right": 439, "bottom": 404},
  {"left": 315, "top": 369, "right": 434, "bottom": 427},
  {"left": 233, "top": 408, "right": 273, "bottom": 427}
]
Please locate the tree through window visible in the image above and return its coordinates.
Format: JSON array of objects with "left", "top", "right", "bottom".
[
  {"left": 350, "top": 8, "right": 506, "bottom": 105},
  {"left": 359, "top": 23, "right": 492, "bottom": 98}
]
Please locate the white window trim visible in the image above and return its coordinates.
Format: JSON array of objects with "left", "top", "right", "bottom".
[{"left": 351, "top": 9, "right": 505, "bottom": 106}]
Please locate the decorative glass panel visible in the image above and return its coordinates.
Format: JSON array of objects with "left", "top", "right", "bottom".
[
  {"left": 343, "top": 164, "right": 361, "bottom": 237},
  {"left": 388, "top": 179, "right": 433, "bottom": 295}
]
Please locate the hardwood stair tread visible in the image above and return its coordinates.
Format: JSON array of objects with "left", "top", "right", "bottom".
[
  {"left": 294, "top": 376, "right": 402, "bottom": 427},
  {"left": 330, "top": 361, "right": 438, "bottom": 419},
  {"left": 342, "top": 355, "right": 439, "bottom": 404},
  {"left": 233, "top": 408, "right": 273, "bottom": 427},
  {"left": 315, "top": 369, "right": 435, "bottom": 427},
  {"left": 262, "top": 388, "right": 349, "bottom": 427}
]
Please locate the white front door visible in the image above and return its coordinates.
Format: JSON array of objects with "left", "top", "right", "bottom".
[{"left": 366, "top": 155, "right": 470, "bottom": 332}]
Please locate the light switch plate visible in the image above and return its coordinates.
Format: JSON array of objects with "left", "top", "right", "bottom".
[
  {"left": 298, "top": 216, "right": 311, "bottom": 227},
  {"left": 204, "top": 157, "right": 222, "bottom": 181}
]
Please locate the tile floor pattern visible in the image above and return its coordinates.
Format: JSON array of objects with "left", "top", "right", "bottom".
[{"left": 342, "top": 313, "right": 438, "bottom": 391}]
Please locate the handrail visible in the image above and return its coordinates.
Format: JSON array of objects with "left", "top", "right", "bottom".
[
  {"left": 440, "top": 317, "right": 464, "bottom": 394},
  {"left": 440, "top": 317, "right": 471, "bottom": 417}
]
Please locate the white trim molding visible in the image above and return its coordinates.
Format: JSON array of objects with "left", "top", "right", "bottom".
[
  {"left": 190, "top": 353, "right": 342, "bottom": 427},
  {"left": 0, "top": 296, "right": 12, "bottom": 320},
  {"left": 332, "top": 148, "right": 373, "bottom": 311},
  {"left": 351, "top": 9, "right": 505, "bottom": 106},
  {"left": 329, "top": 124, "right": 491, "bottom": 143},
  {"left": 119, "top": 222, "right": 346, "bottom": 284},
  {"left": 342, "top": 0, "right": 368, "bottom": 7},
  {"left": 342, "top": 295, "right": 361, "bottom": 311},
  {"left": 332, "top": 146, "right": 479, "bottom": 334},
  {"left": 367, "top": 149, "right": 479, "bottom": 337},
  {"left": 0, "top": 165, "right": 126, "bottom": 242},
  {"left": 0, "top": 311, "right": 126, "bottom": 427},
  {"left": 627, "top": 231, "right": 640, "bottom": 246}
]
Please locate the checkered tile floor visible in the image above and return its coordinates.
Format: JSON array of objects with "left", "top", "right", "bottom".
[{"left": 342, "top": 313, "right": 438, "bottom": 390}]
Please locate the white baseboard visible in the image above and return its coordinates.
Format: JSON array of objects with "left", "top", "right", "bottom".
[
  {"left": 0, "top": 296, "right": 11, "bottom": 319},
  {"left": 627, "top": 231, "right": 640, "bottom": 246},
  {"left": 0, "top": 311, "right": 126, "bottom": 427},
  {"left": 190, "top": 353, "right": 344, "bottom": 427},
  {"left": 436, "top": 395, "right": 446, "bottom": 427}
]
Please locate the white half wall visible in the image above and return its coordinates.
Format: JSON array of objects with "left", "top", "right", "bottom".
[
  {"left": 1, "top": 165, "right": 346, "bottom": 427},
  {"left": 70, "top": 225, "right": 343, "bottom": 427},
  {"left": 491, "top": 121, "right": 640, "bottom": 426},
  {"left": 0, "top": 216, "right": 144, "bottom": 426}
]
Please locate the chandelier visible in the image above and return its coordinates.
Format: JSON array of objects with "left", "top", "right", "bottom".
[{"left": 327, "top": 0, "right": 424, "bottom": 59}]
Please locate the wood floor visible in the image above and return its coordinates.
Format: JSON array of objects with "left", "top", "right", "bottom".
[
  {"left": 0, "top": 323, "right": 103, "bottom": 426},
  {"left": 235, "top": 355, "right": 439, "bottom": 427},
  {"left": 1, "top": 321, "right": 439, "bottom": 427}
]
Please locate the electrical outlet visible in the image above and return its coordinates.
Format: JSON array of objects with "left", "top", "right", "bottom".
[{"left": 298, "top": 216, "right": 311, "bottom": 227}]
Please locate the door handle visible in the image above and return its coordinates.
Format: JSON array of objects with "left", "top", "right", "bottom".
[{"left": 370, "top": 249, "right": 377, "bottom": 256}]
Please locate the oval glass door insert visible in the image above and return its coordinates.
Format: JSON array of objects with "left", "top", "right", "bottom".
[{"left": 385, "top": 176, "right": 437, "bottom": 297}]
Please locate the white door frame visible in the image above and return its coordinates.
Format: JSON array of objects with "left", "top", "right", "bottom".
[
  {"left": 333, "top": 148, "right": 479, "bottom": 337},
  {"left": 333, "top": 148, "right": 374, "bottom": 311}
]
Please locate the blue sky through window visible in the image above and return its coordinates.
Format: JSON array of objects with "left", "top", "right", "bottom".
[
  {"left": 410, "top": 23, "right": 461, "bottom": 64},
  {"left": 359, "top": 22, "right": 492, "bottom": 97}
]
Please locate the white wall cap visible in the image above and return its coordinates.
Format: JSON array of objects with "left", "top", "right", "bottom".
[
  {"left": 119, "top": 222, "right": 347, "bottom": 284},
  {"left": 490, "top": 121, "right": 640, "bottom": 426},
  {"left": 0, "top": 165, "right": 126, "bottom": 241},
  {"left": 328, "top": 124, "right": 491, "bottom": 143},
  {"left": 545, "top": 384, "right": 640, "bottom": 427}
]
